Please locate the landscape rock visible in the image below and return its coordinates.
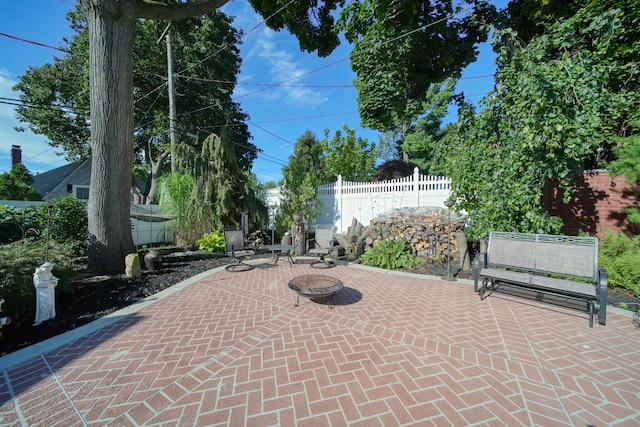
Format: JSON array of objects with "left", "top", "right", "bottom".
[{"left": 125, "top": 253, "right": 141, "bottom": 278}]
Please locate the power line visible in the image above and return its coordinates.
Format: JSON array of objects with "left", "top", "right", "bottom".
[
  {"left": 248, "top": 120, "right": 295, "bottom": 146},
  {"left": 175, "top": 73, "right": 494, "bottom": 88},
  {"left": 257, "top": 111, "right": 358, "bottom": 124},
  {"left": 0, "top": 32, "right": 69, "bottom": 53},
  {"left": 0, "top": 146, "right": 58, "bottom": 174},
  {"left": 0, "top": 96, "right": 77, "bottom": 113},
  {"left": 174, "top": 74, "right": 354, "bottom": 88}
]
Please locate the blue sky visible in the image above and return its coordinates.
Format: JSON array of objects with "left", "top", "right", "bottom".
[{"left": 0, "top": 0, "right": 506, "bottom": 183}]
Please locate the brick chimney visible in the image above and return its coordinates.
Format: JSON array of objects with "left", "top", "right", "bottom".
[{"left": 11, "top": 145, "right": 22, "bottom": 168}]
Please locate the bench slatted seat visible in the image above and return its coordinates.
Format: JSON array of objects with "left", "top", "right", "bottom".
[{"left": 474, "top": 232, "right": 607, "bottom": 327}]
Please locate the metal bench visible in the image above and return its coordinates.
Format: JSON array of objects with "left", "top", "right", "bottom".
[{"left": 474, "top": 232, "right": 608, "bottom": 327}]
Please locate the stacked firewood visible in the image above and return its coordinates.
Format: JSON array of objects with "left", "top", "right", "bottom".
[
  {"left": 333, "top": 218, "right": 371, "bottom": 258},
  {"left": 335, "top": 207, "right": 469, "bottom": 269}
]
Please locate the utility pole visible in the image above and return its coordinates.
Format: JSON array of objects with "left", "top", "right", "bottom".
[{"left": 166, "top": 30, "right": 177, "bottom": 173}]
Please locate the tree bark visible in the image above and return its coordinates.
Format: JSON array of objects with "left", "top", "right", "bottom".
[
  {"left": 292, "top": 216, "right": 305, "bottom": 256},
  {"left": 85, "top": 1, "right": 137, "bottom": 272},
  {"left": 146, "top": 146, "right": 170, "bottom": 204}
]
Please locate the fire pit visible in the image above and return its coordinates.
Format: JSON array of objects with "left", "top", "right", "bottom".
[{"left": 288, "top": 274, "right": 343, "bottom": 309}]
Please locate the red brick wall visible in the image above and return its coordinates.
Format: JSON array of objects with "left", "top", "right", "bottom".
[{"left": 542, "top": 170, "right": 640, "bottom": 237}]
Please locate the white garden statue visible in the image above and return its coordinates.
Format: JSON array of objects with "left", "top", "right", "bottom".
[{"left": 33, "top": 262, "right": 59, "bottom": 326}]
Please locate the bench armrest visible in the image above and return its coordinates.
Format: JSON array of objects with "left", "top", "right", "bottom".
[
  {"left": 306, "top": 237, "right": 315, "bottom": 253},
  {"left": 596, "top": 266, "right": 608, "bottom": 326}
]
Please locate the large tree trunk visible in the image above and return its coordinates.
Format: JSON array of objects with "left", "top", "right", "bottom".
[
  {"left": 80, "top": 0, "right": 229, "bottom": 273},
  {"left": 85, "top": 1, "right": 136, "bottom": 273}
]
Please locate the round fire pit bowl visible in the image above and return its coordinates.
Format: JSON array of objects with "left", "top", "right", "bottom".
[{"left": 288, "top": 274, "right": 343, "bottom": 309}]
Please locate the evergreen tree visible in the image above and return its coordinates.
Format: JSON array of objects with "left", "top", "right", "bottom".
[
  {"left": 0, "top": 164, "right": 43, "bottom": 201},
  {"left": 280, "top": 131, "right": 327, "bottom": 229}
]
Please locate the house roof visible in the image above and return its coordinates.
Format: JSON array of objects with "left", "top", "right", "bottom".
[
  {"left": 32, "top": 160, "right": 87, "bottom": 200},
  {"left": 32, "top": 158, "right": 148, "bottom": 200}
]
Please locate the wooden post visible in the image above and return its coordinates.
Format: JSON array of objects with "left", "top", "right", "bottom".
[
  {"left": 292, "top": 214, "right": 305, "bottom": 256},
  {"left": 456, "top": 231, "right": 471, "bottom": 270}
]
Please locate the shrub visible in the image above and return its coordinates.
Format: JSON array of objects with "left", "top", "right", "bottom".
[
  {"left": 0, "top": 204, "right": 43, "bottom": 243},
  {"left": 196, "top": 231, "right": 226, "bottom": 252},
  {"left": 360, "top": 239, "right": 416, "bottom": 270},
  {"left": 40, "top": 195, "right": 88, "bottom": 256},
  {"left": 0, "top": 240, "right": 79, "bottom": 323},
  {"left": 599, "top": 230, "right": 640, "bottom": 295}
]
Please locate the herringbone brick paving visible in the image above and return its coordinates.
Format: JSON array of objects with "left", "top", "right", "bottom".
[{"left": 0, "top": 260, "right": 639, "bottom": 426}]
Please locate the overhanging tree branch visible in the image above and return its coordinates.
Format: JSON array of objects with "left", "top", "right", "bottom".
[{"left": 134, "top": 0, "right": 230, "bottom": 20}]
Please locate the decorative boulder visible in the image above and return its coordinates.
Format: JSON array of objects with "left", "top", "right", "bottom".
[{"left": 125, "top": 253, "right": 142, "bottom": 278}]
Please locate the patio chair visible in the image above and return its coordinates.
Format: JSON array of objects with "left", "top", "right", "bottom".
[
  {"left": 306, "top": 224, "right": 336, "bottom": 268},
  {"left": 224, "top": 227, "right": 256, "bottom": 272}
]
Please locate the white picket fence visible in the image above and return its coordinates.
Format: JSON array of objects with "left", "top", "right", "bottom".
[{"left": 316, "top": 168, "right": 451, "bottom": 233}]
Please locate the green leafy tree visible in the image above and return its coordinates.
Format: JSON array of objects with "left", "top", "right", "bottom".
[
  {"left": 439, "top": 8, "right": 638, "bottom": 239},
  {"left": 280, "top": 131, "right": 327, "bottom": 229},
  {"left": 401, "top": 79, "right": 457, "bottom": 175},
  {"left": 338, "top": 0, "right": 496, "bottom": 132},
  {"left": 504, "top": 0, "right": 582, "bottom": 43},
  {"left": 322, "top": 125, "right": 379, "bottom": 182},
  {"left": 610, "top": 122, "right": 640, "bottom": 224},
  {"left": 0, "top": 164, "right": 43, "bottom": 201}
]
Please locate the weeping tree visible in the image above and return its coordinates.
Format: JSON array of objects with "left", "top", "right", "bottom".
[{"left": 172, "top": 128, "right": 267, "bottom": 241}]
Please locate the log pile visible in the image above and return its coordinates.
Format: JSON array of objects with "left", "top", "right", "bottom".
[
  {"left": 338, "top": 206, "right": 469, "bottom": 268},
  {"left": 334, "top": 218, "right": 371, "bottom": 258}
]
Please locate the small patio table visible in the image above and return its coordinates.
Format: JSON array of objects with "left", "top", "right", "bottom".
[
  {"left": 270, "top": 244, "right": 295, "bottom": 267},
  {"left": 288, "top": 274, "right": 343, "bottom": 309}
]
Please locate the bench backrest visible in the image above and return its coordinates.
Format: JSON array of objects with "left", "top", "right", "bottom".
[{"left": 487, "top": 232, "right": 598, "bottom": 281}]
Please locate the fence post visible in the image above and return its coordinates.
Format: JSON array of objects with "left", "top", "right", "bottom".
[
  {"left": 413, "top": 167, "right": 420, "bottom": 207},
  {"left": 337, "top": 174, "right": 343, "bottom": 232}
]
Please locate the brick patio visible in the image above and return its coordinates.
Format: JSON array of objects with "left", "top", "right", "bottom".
[{"left": 1, "top": 260, "right": 639, "bottom": 426}]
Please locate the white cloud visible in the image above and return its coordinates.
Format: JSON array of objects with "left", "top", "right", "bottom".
[{"left": 239, "top": 27, "right": 328, "bottom": 108}]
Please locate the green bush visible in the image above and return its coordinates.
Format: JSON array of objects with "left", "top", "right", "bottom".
[
  {"left": 0, "top": 241, "right": 79, "bottom": 322},
  {"left": 0, "top": 204, "right": 43, "bottom": 243},
  {"left": 196, "top": 231, "right": 226, "bottom": 252},
  {"left": 40, "top": 195, "right": 88, "bottom": 256},
  {"left": 599, "top": 230, "right": 640, "bottom": 295},
  {"left": 360, "top": 239, "right": 417, "bottom": 270}
]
